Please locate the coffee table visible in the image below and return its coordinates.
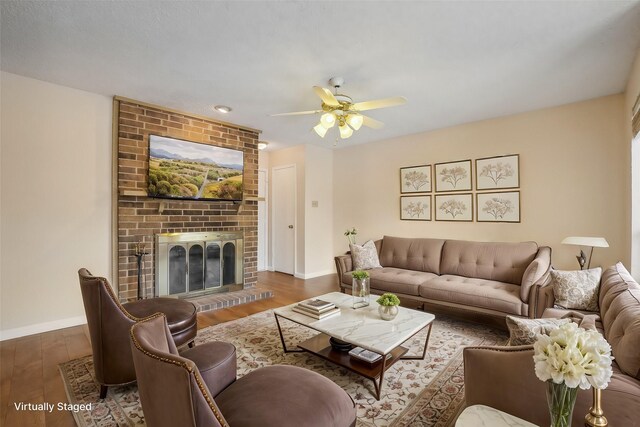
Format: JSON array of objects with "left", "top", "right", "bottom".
[{"left": 273, "top": 292, "right": 435, "bottom": 399}]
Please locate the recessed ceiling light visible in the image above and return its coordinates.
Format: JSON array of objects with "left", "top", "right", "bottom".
[{"left": 214, "top": 105, "right": 232, "bottom": 114}]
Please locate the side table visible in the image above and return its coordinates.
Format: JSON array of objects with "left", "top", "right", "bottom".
[{"left": 455, "top": 404, "right": 537, "bottom": 427}]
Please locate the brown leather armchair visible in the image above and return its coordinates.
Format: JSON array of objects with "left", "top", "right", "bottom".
[
  {"left": 130, "top": 314, "right": 357, "bottom": 427},
  {"left": 78, "top": 268, "right": 197, "bottom": 398}
]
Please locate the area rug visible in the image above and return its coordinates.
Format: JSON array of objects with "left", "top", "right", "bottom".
[{"left": 59, "top": 310, "right": 507, "bottom": 427}]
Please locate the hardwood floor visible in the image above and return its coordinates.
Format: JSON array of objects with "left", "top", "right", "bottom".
[{"left": 0, "top": 271, "right": 339, "bottom": 427}]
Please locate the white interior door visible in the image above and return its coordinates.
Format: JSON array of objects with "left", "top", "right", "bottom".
[
  {"left": 272, "top": 165, "right": 295, "bottom": 275},
  {"left": 257, "top": 169, "right": 268, "bottom": 271}
]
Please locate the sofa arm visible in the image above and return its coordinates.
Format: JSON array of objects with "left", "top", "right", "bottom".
[
  {"left": 520, "top": 246, "right": 551, "bottom": 303},
  {"left": 464, "top": 345, "right": 548, "bottom": 425},
  {"left": 535, "top": 282, "right": 555, "bottom": 318},
  {"left": 334, "top": 255, "right": 352, "bottom": 288}
]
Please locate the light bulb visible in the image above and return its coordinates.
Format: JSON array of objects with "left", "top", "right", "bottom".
[
  {"left": 339, "top": 123, "right": 353, "bottom": 139},
  {"left": 346, "top": 114, "right": 363, "bottom": 130},
  {"left": 320, "top": 113, "right": 336, "bottom": 128},
  {"left": 313, "top": 123, "right": 328, "bottom": 138}
]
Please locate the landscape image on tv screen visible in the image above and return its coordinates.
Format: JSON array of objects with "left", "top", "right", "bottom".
[{"left": 148, "top": 135, "right": 244, "bottom": 201}]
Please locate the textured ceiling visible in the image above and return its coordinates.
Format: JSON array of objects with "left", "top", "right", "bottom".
[{"left": 2, "top": 1, "right": 640, "bottom": 150}]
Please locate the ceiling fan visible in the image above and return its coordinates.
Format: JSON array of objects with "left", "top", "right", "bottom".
[{"left": 272, "top": 77, "right": 407, "bottom": 140}]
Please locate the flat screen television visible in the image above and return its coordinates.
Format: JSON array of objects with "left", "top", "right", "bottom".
[{"left": 148, "top": 135, "right": 244, "bottom": 201}]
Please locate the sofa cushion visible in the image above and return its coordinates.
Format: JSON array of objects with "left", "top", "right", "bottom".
[
  {"left": 419, "top": 275, "right": 525, "bottom": 315},
  {"left": 378, "top": 236, "right": 445, "bottom": 274},
  {"left": 368, "top": 268, "right": 437, "bottom": 296},
  {"left": 599, "top": 263, "right": 640, "bottom": 380},
  {"left": 440, "top": 240, "right": 538, "bottom": 285},
  {"left": 551, "top": 268, "right": 602, "bottom": 311},
  {"left": 349, "top": 240, "right": 382, "bottom": 270},
  {"left": 506, "top": 316, "right": 570, "bottom": 346}
]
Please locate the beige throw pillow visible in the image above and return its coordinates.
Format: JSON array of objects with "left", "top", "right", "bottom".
[
  {"left": 350, "top": 240, "right": 382, "bottom": 270},
  {"left": 506, "top": 316, "right": 571, "bottom": 346},
  {"left": 551, "top": 268, "right": 602, "bottom": 312}
]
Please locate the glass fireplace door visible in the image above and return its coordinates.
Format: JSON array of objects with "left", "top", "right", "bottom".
[
  {"left": 168, "top": 244, "right": 187, "bottom": 295},
  {"left": 222, "top": 241, "right": 236, "bottom": 285},
  {"left": 188, "top": 243, "right": 205, "bottom": 292},
  {"left": 205, "top": 243, "right": 221, "bottom": 288}
]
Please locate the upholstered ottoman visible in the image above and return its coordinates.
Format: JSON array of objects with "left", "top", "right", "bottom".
[
  {"left": 123, "top": 297, "right": 197, "bottom": 347},
  {"left": 215, "top": 365, "right": 357, "bottom": 427}
]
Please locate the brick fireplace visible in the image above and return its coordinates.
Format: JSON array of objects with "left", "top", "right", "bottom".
[{"left": 114, "top": 97, "right": 260, "bottom": 302}]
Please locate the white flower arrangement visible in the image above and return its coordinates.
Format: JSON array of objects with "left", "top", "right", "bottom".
[{"left": 533, "top": 322, "right": 613, "bottom": 389}]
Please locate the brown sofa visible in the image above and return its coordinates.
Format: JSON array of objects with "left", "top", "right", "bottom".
[
  {"left": 464, "top": 262, "right": 640, "bottom": 426},
  {"left": 335, "top": 236, "right": 551, "bottom": 320}
]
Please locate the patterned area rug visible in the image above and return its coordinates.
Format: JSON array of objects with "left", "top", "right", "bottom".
[{"left": 59, "top": 310, "right": 506, "bottom": 426}]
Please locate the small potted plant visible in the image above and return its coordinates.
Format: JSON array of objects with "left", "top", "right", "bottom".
[
  {"left": 376, "top": 293, "right": 400, "bottom": 320},
  {"left": 351, "top": 270, "right": 370, "bottom": 309}
]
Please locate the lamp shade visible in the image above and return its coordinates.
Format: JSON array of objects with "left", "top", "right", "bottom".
[
  {"left": 320, "top": 113, "right": 336, "bottom": 129},
  {"left": 561, "top": 236, "right": 609, "bottom": 248},
  {"left": 339, "top": 123, "right": 353, "bottom": 139},
  {"left": 313, "top": 124, "right": 328, "bottom": 138}
]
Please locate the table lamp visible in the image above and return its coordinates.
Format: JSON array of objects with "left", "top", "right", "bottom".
[{"left": 561, "top": 236, "right": 609, "bottom": 270}]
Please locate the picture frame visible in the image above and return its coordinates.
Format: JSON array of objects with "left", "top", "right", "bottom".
[
  {"left": 475, "top": 154, "right": 519, "bottom": 190},
  {"left": 476, "top": 191, "right": 520, "bottom": 223},
  {"left": 400, "top": 165, "right": 432, "bottom": 193},
  {"left": 400, "top": 195, "right": 431, "bottom": 221},
  {"left": 434, "top": 160, "right": 472, "bottom": 192},
  {"left": 434, "top": 193, "right": 473, "bottom": 222}
]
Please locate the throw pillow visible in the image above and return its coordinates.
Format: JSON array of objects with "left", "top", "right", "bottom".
[
  {"left": 506, "top": 316, "right": 571, "bottom": 346},
  {"left": 551, "top": 268, "right": 602, "bottom": 312},
  {"left": 350, "top": 240, "right": 382, "bottom": 270}
]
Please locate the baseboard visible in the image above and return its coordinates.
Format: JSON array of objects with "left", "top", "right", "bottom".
[
  {"left": 294, "top": 269, "right": 335, "bottom": 280},
  {"left": 0, "top": 315, "right": 87, "bottom": 341}
]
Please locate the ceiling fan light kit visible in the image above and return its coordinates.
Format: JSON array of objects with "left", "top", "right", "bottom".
[{"left": 273, "top": 77, "right": 406, "bottom": 142}]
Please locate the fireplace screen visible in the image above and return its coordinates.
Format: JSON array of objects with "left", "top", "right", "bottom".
[{"left": 156, "top": 232, "right": 243, "bottom": 297}]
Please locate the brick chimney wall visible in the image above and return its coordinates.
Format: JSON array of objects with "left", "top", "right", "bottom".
[{"left": 115, "top": 98, "right": 259, "bottom": 301}]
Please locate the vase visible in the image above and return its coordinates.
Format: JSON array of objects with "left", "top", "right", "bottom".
[
  {"left": 352, "top": 278, "right": 370, "bottom": 309},
  {"left": 546, "top": 381, "right": 578, "bottom": 427},
  {"left": 378, "top": 305, "right": 398, "bottom": 321}
]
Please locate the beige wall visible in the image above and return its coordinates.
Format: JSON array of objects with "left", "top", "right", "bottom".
[
  {"left": 626, "top": 49, "right": 640, "bottom": 279},
  {"left": 334, "top": 95, "right": 629, "bottom": 271},
  {"left": 0, "top": 72, "right": 112, "bottom": 339},
  {"left": 304, "top": 144, "right": 334, "bottom": 277}
]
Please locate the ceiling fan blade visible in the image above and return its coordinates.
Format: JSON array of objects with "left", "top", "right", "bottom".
[
  {"left": 362, "top": 115, "right": 385, "bottom": 129},
  {"left": 352, "top": 96, "right": 407, "bottom": 112},
  {"left": 271, "top": 110, "right": 322, "bottom": 116},
  {"left": 313, "top": 86, "right": 340, "bottom": 107}
]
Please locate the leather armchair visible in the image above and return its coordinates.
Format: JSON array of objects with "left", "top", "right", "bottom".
[
  {"left": 130, "top": 314, "right": 357, "bottom": 427},
  {"left": 78, "top": 268, "right": 198, "bottom": 398}
]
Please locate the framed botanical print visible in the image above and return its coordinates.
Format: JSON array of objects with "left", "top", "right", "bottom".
[
  {"left": 400, "top": 165, "right": 432, "bottom": 193},
  {"left": 434, "top": 193, "right": 473, "bottom": 221},
  {"left": 477, "top": 191, "right": 520, "bottom": 223},
  {"left": 475, "top": 154, "right": 519, "bottom": 190},
  {"left": 400, "top": 195, "right": 431, "bottom": 221},
  {"left": 434, "top": 160, "right": 472, "bottom": 192}
]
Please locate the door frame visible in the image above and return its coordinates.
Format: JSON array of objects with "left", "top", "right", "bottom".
[
  {"left": 258, "top": 168, "right": 269, "bottom": 271},
  {"left": 270, "top": 164, "right": 297, "bottom": 275}
]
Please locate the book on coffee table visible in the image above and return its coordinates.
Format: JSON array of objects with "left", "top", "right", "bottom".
[
  {"left": 297, "top": 299, "right": 336, "bottom": 312},
  {"left": 349, "top": 347, "right": 391, "bottom": 365},
  {"left": 292, "top": 306, "right": 340, "bottom": 320}
]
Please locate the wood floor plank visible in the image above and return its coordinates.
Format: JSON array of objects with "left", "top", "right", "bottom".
[
  {"left": 4, "top": 335, "right": 44, "bottom": 426},
  {"left": 0, "top": 339, "right": 16, "bottom": 426}
]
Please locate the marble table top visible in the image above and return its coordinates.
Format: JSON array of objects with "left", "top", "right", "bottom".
[
  {"left": 455, "top": 405, "right": 537, "bottom": 427},
  {"left": 273, "top": 292, "right": 435, "bottom": 355}
]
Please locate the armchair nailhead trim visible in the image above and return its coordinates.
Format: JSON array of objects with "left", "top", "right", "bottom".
[{"left": 130, "top": 313, "right": 230, "bottom": 427}]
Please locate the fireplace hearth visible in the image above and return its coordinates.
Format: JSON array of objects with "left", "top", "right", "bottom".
[{"left": 155, "top": 231, "right": 244, "bottom": 298}]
